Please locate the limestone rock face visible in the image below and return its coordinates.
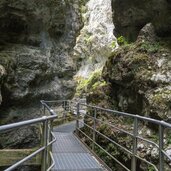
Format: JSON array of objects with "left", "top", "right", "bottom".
[
  {"left": 0, "top": 0, "right": 82, "bottom": 148},
  {"left": 0, "top": 64, "right": 5, "bottom": 104},
  {"left": 103, "top": 23, "right": 171, "bottom": 120},
  {"left": 74, "top": 0, "right": 117, "bottom": 78},
  {"left": 112, "top": 0, "right": 171, "bottom": 41},
  {"left": 0, "top": 0, "right": 82, "bottom": 109}
]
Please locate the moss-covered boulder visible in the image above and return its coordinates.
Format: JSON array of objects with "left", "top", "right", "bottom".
[
  {"left": 78, "top": 23, "right": 171, "bottom": 170},
  {"left": 103, "top": 23, "right": 171, "bottom": 120}
]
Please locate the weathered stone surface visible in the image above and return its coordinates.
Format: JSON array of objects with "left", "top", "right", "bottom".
[
  {"left": 137, "top": 23, "right": 156, "bottom": 43},
  {"left": 112, "top": 0, "right": 171, "bottom": 41},
  {"left": 103, "top": 23, "right": 171, "bottom": 120},
  {"left": 74, "top": 0, "right": 117, "bottom": 78},
  {"left": 0, "top": 0, "right": 82, "bottom": 148},
  {"left": 0, "top": 126, "right": 40, "bottom": 149},
  {"left": 0, "top": 0, "right": 82, "bottom": 108},
  {"left": 76, "top": 2, "right": 171, "bottom": 170}
]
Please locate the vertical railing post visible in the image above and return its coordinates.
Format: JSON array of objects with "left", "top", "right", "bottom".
[
  {"left": 40, "top": 104, "right": 45, "bottom": 145},
  {"left": 76, "top": 103, "right": 80, "bottom": 134},
  {"left": 159, "top": 123, "right": 164, "bottom": 171},
  {"left": 63, "top": 101, "right": 66, "bottom": 123},
  {"left": 68, "top": 100, "right": 71, "bottom": 112},
  {"left": 92, "top": 108, "right": 97, "bottom": 151},
  {"left": 131, "top": 117, "right": 138, "bottom": 171},
  {"left": 47, "top": 120, "right": 53, "bottom": 169},
  {"left": 41, "top": 118, "right": 48, "bottom": 171}
]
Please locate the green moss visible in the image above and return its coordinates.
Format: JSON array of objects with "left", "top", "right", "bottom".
[
  {"left": 92, "top": 81, "right": 107, "bottom": 90},
  {"left": 75, "top": 69, "right": 103, "bottom": 96},
  {"left": 75, "top": 78, "right": 88, "bottom": 96}
]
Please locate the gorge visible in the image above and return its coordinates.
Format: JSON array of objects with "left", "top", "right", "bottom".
[{"left": 0, "top": 0, "right": 171, "bottom": 170}]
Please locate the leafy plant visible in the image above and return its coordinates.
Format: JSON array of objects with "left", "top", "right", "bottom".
[
  {"left": 140, "top": 42, "right": 160, "bottom": 53},
  {"left": 148, "top": 165, "right": 156, "bottom": 171},
  {"left": 111, "top": 40, "right": 116, "bottom": 48},
  {"left": 117, "top": 36, "right": 128, "bottom": 46},
  {"left": 166, "top": 131, "right": 171, "bottom": 145}
]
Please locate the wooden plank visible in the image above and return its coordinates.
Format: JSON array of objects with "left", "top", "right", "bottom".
[{"left": 0, "top": 148, "right": 41, "bottom": 167}]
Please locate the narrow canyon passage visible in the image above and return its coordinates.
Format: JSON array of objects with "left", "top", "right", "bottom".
[{"left": 0, "top": 0, "right": 171, "bottom": 170}]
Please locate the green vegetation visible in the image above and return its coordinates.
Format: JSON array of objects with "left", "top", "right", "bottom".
[
  {"left": 166, "top": 132, "right": 171, "bottom": 145},
  {"left": 110, "top": 40, "right": 116, "bottom": 48},
  {"left": 75, "top": 69, "right": 107, "bottom": 96},
  {"left": 117, "top": 36, "right": 128, "bottom": 46},
  {"left": 148, "top": 165, "right": 156, "bottom": 171},
  {"left": 92, "top": 81, "right": 107, "bottom": 90},
  {"left": 140, "top": 41, "right": 160, "bottom": 53}
]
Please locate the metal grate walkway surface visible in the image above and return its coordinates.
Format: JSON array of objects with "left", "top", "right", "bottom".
[{"left": 52, "top": 121, "right": 104, "bottom": 171}]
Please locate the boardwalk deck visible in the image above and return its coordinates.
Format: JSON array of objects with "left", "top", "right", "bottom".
[{"left": 52, "top": 121, "right": 104, "bottom": 171}]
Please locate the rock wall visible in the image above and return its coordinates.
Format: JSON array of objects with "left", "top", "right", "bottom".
[
  {"left": 0, "top": 0, "right": 82, "bottom": 110},
  {"left": 74, "top": 0, "right": 117, "bottom": 78},
  {"left": 103, "top": 23, "right": 171, "bottom": 120},
  {"left": 84, "top": 23, "right": 171, "bottom": 170},
  {"left": 0, "top": 0, "right": 82, "bottom": 148},
  {"left": 82, "top": 1, "right": 171, "bottom": 169},
  {"left": 112, "top": 0, "right": 171, "bottom": 41}
]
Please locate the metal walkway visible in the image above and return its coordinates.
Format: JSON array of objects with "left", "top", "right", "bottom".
[
  {"left": 52, "top": 121, "right": 104, "bottom": 171},
  {"left": 1, "top": 100, "right": 171, "bottom": 171}
]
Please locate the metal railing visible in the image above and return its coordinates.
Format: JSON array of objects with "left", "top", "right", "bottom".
[
  {"left": 0, "top": 100, "right": 57, "bottom": 171},
  {"left": 75, "top": 103, "right": 171, "bottom": 171},
  {"left": 1, "top": 100, "right": 171, "bottom": 171}
]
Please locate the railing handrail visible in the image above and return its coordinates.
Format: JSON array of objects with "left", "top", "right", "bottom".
[
  {"left": 76, "top": 102, "right": 171, "bottom": 171},
  {"left": 80, "top": 103, "right": 171, "bottom": 128},
  {"left": 0, "top": 115, "right": 56, "bottom": 132},
  {"left": 3, "top": 99, "right": 170, "bottom": 171},
  {"left": 0, "top": 101, "right": 58, "bottom": 171}
]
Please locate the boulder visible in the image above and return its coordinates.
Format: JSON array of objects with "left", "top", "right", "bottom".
[{"left": 103, "top": 23, "right": 171, "bottom": 119}]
